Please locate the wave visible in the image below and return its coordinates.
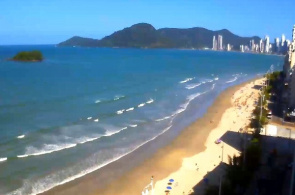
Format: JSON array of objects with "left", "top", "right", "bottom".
[
  {"left": 94, "top": 118, "right": 99, "bottom": 122},
  {"left": 17, "top": 134, "right": 25, "bottom": 139},
  {"left": 138, "top": 103, "right": 145, "bottom": 107},
  {"left": 17, "top": 143, "right": 77, "bottom": 158},
  {"left": 0, "top": 157, "right": 7, "bottom": 162},
  {"left": 116, "top": 109, "right": 125, "bottom": 114},
  {"left": 8, "top": 125, "right": 173, "bottom": 195},
  {"left": 155, "top": 116, "right": 171, "bottom": 122},
  {"left": 105, "top": 127, "right": 128, "bottom": 136},
  {"left": 126, "top": 107, "right": 134, "bottom": 112},
  {"left": 129, "top": 124, "right": 138, "bottom": 128},
  {"left": 78, "top": 136, "right": 101, "bottom": 144},
  {"left": 179, "top": 77, "right": 193, "bottom": 84},
  {"left": 114, "top": 95, "right": 125, "bottom": 101},
  {"left": 186, "top": 83, "right": 201, "bottom": 90},
  {"left": 95, "top": 100, "right": 101, "bottom": 104},
  {"left": 214, "top": 77, "right": 219, "bottom": 81},
  {"left": 226, "top": 76, "right": 238, "bottom": 83},
  {"left": 146, "top": 99, "right": 154, "bottom": 104},
  {"left": 87, "top": 117, "right": 92, "bottom": 120}
]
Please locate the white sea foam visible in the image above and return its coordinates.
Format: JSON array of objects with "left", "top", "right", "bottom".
[
  {"left": 114, "top": 95, "right": 124, "bottom": 101},
  {"left": 211, "top": 83, "right": 216, "bottom": 90},
  {"left": 214, "top": 77, "right": 219, "bottom": 81},
  {"left": 0, "top": 157, "right": 7, "bottom": 162},
  {"left": 226, "top": 76, "right": 238, "bottom": 83},
  {"left": 126, "top": 107, "right": 134, "bottom": 112},
  {"left": 129, "top": 124, "right": 138, "bottom": 128},
  {"left": 116, "top": 109, "right": 125, "bottom": 114},
  {"left": 155, "top": 116, "right": 171, "bottom": 122},
  {"left": 87, "top": 117, "right": 92, "bottom": 120},
  {"left": 8, "top": 125, "right": 173, "bottom": 195},
  {"left": 186, "top": 83, "right": 201, "bottom": 89},
  {"left": 94, "top": 118, "right": 99, "bottom": 122},
  {"left": 105, "top": 127, "right": 127, "bottom": 136},
  {"left": 179, "top": 78, "right": 193, "bottom": 84},
  {"left": 78, "top": 136, "right": 101, "bottom": 144},
  {"left": 95, "top": 100, "right": 101, "bottom": 104},
  {"left": 17, "top": 134, "right": 25, "bottom": 139},
  {"left": 17, "top": 143, "right": 77, "bottom": 158},
  {"left": 138, "top": 103, "right": 145, "bottom": 107},
  {"left": 146, "top": 99, "right": 154, "bottom": 104}
]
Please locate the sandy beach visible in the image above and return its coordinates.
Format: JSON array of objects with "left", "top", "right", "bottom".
[
  {"left": 153, "top": 78, "right": 264, "bottom": 195},
  {"left": 42, "top": 78, "right": 264, "bottom": 195}
]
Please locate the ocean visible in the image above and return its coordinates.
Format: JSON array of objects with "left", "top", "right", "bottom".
[{"left": 0, "top": 45, "right": 283, "bottom": 194}]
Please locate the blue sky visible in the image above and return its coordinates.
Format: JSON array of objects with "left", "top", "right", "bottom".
[{"left": 0, "top": 0, "right": 294, "bottom": 45}]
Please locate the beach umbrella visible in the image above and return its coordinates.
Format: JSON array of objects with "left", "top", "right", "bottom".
[
  {"left": 167, "top": 186, "right": 172, "bottom": 190},
  {"left": 169, "top": 179, "right": 174, "bottom": 182}
]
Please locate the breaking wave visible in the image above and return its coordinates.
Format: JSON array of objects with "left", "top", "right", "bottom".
[
  {"left": 186, "top": 83, "right": 202, "bottom": 90},
  {"left": 138, "top": 103, "right": 145, "bottom": 107},
  {"left": 17, "top": 143, "right": 77, "bottom": 158},
  {"left": 17, "top": 134, "right": 25, "bottom": 139},
  {"left": 126, "top": 107, "right": 134, "bottom": 112},
  {"left": 179, "top": 77, "right": 193, "bottom": 84},
  {"left": 226, "top": 76, "right": 238, "bottom": 83},
  {"left": 146, "top": 99, "right": 154, "bottom": 104},
  {"left": 0, "top": 157, "right": 7, "bottom": 162},
  {"left": 9, "top": 125, "right": 172, "bottom": 195}
]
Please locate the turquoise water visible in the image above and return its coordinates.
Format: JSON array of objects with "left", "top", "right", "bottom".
[{"left": 0, "top": 46, "right": 283, "bottom": 194}]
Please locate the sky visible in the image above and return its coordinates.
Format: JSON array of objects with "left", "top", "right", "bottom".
[{"left": 0, "top": 0, "right": 294, "bottom": 45}]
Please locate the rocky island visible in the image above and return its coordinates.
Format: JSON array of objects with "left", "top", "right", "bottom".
[{"left": 12, "top": 50, "right": 43, "bottom": 62}]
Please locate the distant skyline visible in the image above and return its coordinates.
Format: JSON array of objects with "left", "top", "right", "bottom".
[{"left": 0, "top": 0, "right": 294, "bottom": 45}]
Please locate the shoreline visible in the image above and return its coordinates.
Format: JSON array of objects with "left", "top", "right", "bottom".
[{"left": 42, "top": 77, "right": 261, "bottom": 195}]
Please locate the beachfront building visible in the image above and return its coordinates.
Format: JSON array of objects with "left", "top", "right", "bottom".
[
  {"left": 274, "top": 38, "right": 280, "bottom": 53},
  {"left": 226, "top": 44, "right": 232, "bottom": 51},
  {"left": 283, "top": 25, "right": 295, "bottom": 107},
  {"left": 212, "top": 36, "right": 217, "bottom": 50},
  {"left": 212, "top": 35, "right": 223, "bottom": 51},
  {"left": 218, "top": 35, "right": 223, "bottom": 50},
  {"left": 240, "top": 45, "right": 244, "bottom": 52},
  {"left": 264, "top": 36, "right": 270, "bottom": 53},
  {"left": 259, "top": 39, "right": 264, "bottom": 53},
  {"left": 250, "top": 39, "right": 255, "bottom": 51}
]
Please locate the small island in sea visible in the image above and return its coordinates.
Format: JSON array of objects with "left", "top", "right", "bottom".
[{"left": 12, "top": 50, "right": 43, "bottom": 62}]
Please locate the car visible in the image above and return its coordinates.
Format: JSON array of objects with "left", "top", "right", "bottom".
[{"left": 267, "top": 111, "right": 272, "bottom": 119}]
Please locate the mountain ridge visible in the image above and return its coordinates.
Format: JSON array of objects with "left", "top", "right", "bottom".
[{"left": 58, "top": 23, "right": 261, "bottom": 50}]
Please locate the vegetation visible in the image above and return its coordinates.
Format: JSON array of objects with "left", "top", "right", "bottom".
[
  {"left": 59, "top": 23, "right": 260, "bottom": 49},
  {"left": 12, "top": 50, "right": 43, "bottom": 62}
]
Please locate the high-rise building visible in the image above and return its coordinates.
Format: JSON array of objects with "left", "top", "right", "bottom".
[
  {"left": 226, "top": 44, "right": 232, "bottom": 51},
  {"left": 274, "top": 38, "right": 280, "bottom": 53},
  {"left": 240, "top": 45, "right": 244, "bottom": 52},
  {"left": 250, "top": 40, "right": 255, "bottom": 51},
  {"left": 264, "top": 36, "right": 270, "bottom": 53},
  {"left": 218, "top": 35, "right": 223, "bottom": 50},
  {"left": 259, "top": 39, "right": 264, "bottom": 53},
  {"left": 255, "top": 44, "right": 259, "bottom": 52},
  {"left": 284, "top": 25, "right": 295, "bottom": 107},
  {"left": 281, "top": 34, "right": 286, "bottom": 47},
  {"left": 212, "top": 36, "right": 217, "bottom": 50}
]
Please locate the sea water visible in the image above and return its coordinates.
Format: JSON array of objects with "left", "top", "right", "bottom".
[{"left": 0, "top": 45, "right": 283, "bottom": 194}]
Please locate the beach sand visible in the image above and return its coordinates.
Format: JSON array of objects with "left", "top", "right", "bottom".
[
  {"left": 153, "top": 78, "right": 264, "bottom": 195},
  {"left": 42, "top": 78, "right": 264, "bottom": 195}
]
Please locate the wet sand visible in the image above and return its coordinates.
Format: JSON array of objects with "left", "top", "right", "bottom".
[{"left": 42, "top": 78, "right": 260, "bottom": 195}]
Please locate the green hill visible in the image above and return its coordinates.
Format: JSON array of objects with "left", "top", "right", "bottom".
[
  {"left": 12, "top": 50, "right": 43, "bottom": 62},
  {"left": 58, "top": 23, "right": 260, "bottom": 50}
]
